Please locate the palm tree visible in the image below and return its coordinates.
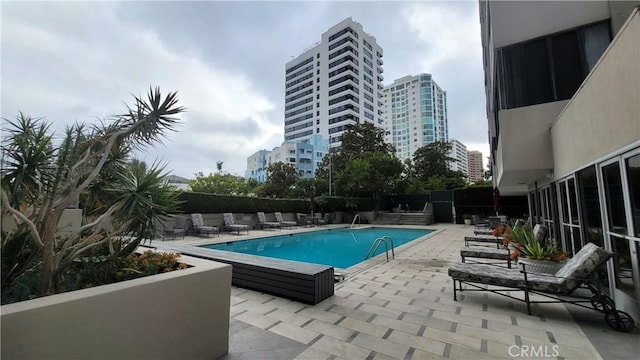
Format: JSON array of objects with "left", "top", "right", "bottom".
[{"left": 1, "top": 87, "right": 185, "bottom": 296}]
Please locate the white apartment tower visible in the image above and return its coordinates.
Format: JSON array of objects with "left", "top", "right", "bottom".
[
  {"left": 284, "top": 18, "right": 385, "bottom": 148},
  {"left": 383, "top": 74, "right": 448, "bottom": 161},
  {"left": 448, "top": 139, "right": 468, "bottom": 176}
]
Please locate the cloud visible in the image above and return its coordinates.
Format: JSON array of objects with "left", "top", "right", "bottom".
[
  {"left": 2, "top": 1, "right": 279, "bottom": 177},
  {"left": 2, "top": 1, "right": 492, "bottom": 178}
]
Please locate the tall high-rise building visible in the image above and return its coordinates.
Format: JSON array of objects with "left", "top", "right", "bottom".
[
  {"left": 449, "top": 139, "right": 468, "bottom": 176},
  {"left": 467, "top": 150, "right": 483, "bottom": 183},
  {"left": 383, "top": 74, "right": 448, "bottom": 161},
  {"left": 480, "top": 0, "right": 639, "bottom": 318},
  {"left": 284, "top": 18, "right": 385, "bottom": 149}
]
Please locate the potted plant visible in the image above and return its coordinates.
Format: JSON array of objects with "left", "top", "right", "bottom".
[
  {"left": 463, "top": 214, "right": 472, "bottom": 225},
  {"left": 505, "top": 225, "right": 570, "bottom": 274}
]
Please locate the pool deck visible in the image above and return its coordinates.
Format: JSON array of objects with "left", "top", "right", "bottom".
[{"left": 152, "top": 224, "right": 639, "bottom": 359}]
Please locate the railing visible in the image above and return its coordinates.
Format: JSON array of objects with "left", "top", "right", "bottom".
[
  {"left": 350, "top": 214, "right": 361, "bottom": 228},
  {"left": 365, "top": 236, "right": 395, "bottom": 262}
]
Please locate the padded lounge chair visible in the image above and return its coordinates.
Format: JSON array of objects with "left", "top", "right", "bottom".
[
  {"left": 162, "top": 216, "right": 188, "bottom": 240},
  {"left": 449, "top": 243, "right": 635, "bottom": 331},
  {"left": 274, "top": 212, "right": 297, "bottom": 228},
  {"left": 223, "top": 213, "right": 250, "bottom": 235},
  {"left": 296, "top": 213, "right": 313, "bottom": 227},
  {"left": 257, "top": 212, "right": 281, "bottom": 230},
  {"left": 190, "top": 213, "right": 219, "bottom": 237},
  {"left": 317, "top": 213, "right": 330, "bottom": 226}
]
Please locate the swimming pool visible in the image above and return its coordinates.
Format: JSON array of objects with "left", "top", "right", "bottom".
[{"left": 200, "top": 227, "right": 433, "bottom": 269}]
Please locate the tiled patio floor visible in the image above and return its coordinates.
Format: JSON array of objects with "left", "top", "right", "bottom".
[{"left": 163, "top": 224, "right": 639, "bottom": 359}]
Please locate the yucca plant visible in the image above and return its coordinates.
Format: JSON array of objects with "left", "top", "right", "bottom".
[{"left": 1, "top": 87, "right": 185, "bottom": 298}]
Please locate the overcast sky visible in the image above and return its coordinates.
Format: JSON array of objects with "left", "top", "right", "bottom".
[{"left": 1, "top": 0, "right": 488, "bottom": 178}]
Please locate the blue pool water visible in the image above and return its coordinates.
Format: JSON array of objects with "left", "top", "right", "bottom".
[{"left": 200, "top": 227, "right": 433, "bottom": 268}]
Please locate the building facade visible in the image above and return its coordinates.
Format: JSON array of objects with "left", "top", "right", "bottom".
[
  {"left": 245, "top": 135, "right": 329, "bottom": 183},
  {"left": 480, "top": 0, "right": 640, "bottom": 320},
  {"left": 449, "top": 139, "right": 469, "bottom": 176},
  {"left": 467, "top": 150, "right": 484, "bottom": 183},
  {"left": 284, "top": 18, "right": 385, "bottom": 149},
  {"left": 383, "top": 74, "right": 448, "bottom": 161}
]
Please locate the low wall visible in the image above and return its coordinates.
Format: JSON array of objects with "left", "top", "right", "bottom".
[{"left": 1, "top": 254, "right": 232, "bottom": 360}]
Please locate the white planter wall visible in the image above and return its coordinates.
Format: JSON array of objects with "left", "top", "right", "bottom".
[{"left": 1, "top": 254, "right": 232, "bottom": 360}]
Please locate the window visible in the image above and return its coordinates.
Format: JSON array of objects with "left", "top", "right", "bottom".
[{"left": 496, "top": 21, "right": 610, "bottom": 109}]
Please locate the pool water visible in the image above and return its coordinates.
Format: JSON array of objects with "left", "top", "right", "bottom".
[{"left": 200, "top": 227, "right": 433, "bottom": 269}]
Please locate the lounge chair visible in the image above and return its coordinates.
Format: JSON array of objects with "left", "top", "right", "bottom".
[
  {"left": 472, "top": 215, "right": 489, "bottom": 227},
  {"left": 449, "top": 243, "right": 635, "bottom": 331},
  {"left": 257, "top": 212, "right": 281, "bottom": 230},
  {"left": 222, "top": 213, "right": 250, "bottom": 235},
  {"left": 317, "top": 213, "right": 330, "bottom": 226},
  {"left": 274, "top": 212, "right": 297, "bottom": 228},
  {"left": 190, "top": 213, "right": 219, "bottom": 237},
  {"left": 296, "top": 213, "right": 312, "bottom": 227},
  {"left": 462, "top": 219, "right": 526, "bottom": 266},
  {"left": 161, "top": 216, "right": 188, "bottom": 240}
]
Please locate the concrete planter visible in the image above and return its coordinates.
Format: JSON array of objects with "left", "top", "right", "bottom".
[{"left": 1, "top": 254, "right": 232, "bottom": 360}]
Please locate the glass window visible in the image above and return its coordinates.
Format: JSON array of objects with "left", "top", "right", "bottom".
[
  {"left": 578, "top": 166, "right": 604, "bottom": 247},
  {"left": 581, "top": 22, "right": 611, "bottom": 72},
  {"left": 603, "top": 162, "right": 627, "bottom": 234},
  {"left": 551, "top": 31, "right": 583, "bottom": 100},
  {"left": 523, "top": 38, "right": 553, "bottom": 105},
  {"left": 568, "top": 178, "right": 579, "bottom": 225},
  {"left": 496, "top": 20, "right": 611, "bottom": 110},
  {"left": 611, "top": 236, "right": 637, "bottom": 295},
  {"left": 625, "top": 154, "right": 640, "bottom": 237},
  {"left": 559, "top": 183, "right": 569, "bottom": 222}
]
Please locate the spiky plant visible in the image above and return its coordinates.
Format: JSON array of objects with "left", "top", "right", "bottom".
[{"left": 1, "top": 87, "right": 185, "bottom": 297}]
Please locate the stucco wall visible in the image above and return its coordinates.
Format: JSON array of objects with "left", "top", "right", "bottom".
[
  {"left": 1, "top": 255, "right": 232, "bottom": 360},
  {"left": 551, "top": 9, "right": 640, "bottom": 177},
  {"left": 497, "top": 101, "right": 568, "bottom": 178}
]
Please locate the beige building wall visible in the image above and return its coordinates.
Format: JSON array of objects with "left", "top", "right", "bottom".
[{"left": 551, "top": 9, "right": 640, "bottom": 177}]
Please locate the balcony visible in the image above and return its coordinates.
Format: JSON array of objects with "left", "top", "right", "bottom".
[{"left": 494, "top": 100, "right": 568, "bottom": 195}]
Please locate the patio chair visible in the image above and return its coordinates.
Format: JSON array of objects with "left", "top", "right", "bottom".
[
  {"left": 448, "top": 242, "right": 635, "bottom": 332},
  {"left": 472, "top": 215, "right": 489, "bottom": 227},
  {"left": 257, "top": 212, "right": 281, "bottom": 230},
  {"left": 317, "top": 213, "right": 330, "bottom": 226},
  {"left": 461, "top": 219, "right": 526, "bottom": 267},
  {"left": 296, "top": 213, "right": 313, "bottom": 227},
  {"left": 162, "top": 216, "right": 188, "bottom": 240},
  {"left": 222, "top": 213, "right": 250, "bottom": 235},
  {"left": 190, "top": 213, "right": 219, "bottom": 237},
  {"left": 274, "top": 212, "right": 297, "bottom": 228}
]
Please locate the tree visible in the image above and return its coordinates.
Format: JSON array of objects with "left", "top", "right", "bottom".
[
  {"left": 316, "top": 123, "right": 394, "bottom": 180},
  {"left": 334, "top": 152, "right": 404, "bottom": 197},
  {"left": 1, "top": 87, "right": 184, "bottom": 297},
  {"left": 257, "top": 162, "right": 298, "bottom": 198},
  {"left": 412, "top": 141, "right": 457, "bottom": 181},
  {"left": 189, "top": 172, "right": 256, "bottom": 195},
  {"left": 315, "top": 123, "right": 401, "bottom": 197}
]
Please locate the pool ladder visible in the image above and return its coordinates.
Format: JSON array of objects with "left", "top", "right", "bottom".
[
  {"left": 365, "top": 236, "right": 395, "bottom": 262},
  {"left": 350, "top": 214, "right": 361, "bottom": 228}
]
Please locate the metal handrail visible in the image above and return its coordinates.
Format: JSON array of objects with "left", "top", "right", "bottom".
[
  {"left": 350, "top": 214, "right": 361, "bottom": 228},
  {"left": 365, "top": 236, "right": 395, "bottom": 262}
]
